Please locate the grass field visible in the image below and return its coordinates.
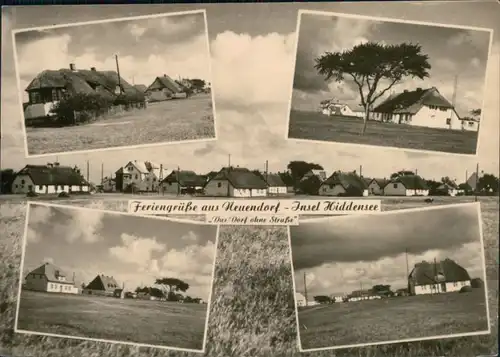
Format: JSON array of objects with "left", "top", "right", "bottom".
[
  {"left": 16, "top": 291, "right": 207, "bottom": 350},
  {"left": 0, "top": 196, "right": 497, "bottom": 357},
  {"left": 26, "top": 94, "right": 216, "bottom": 155},
  {"left": 298, "top": 289, "right": 489, "bottom": 350},
  {"left": 288, "top": 110, "right": 479, "bottom": 155}
]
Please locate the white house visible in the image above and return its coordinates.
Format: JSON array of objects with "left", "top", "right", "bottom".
[
  {"left": 265, "top": 173, "right": 288, "bottom": 196},
  {"left": 365, "top": 178, "right": 389, "bottom": 196},
  {"left": 460, "top": 117, "right": 480, "bottom": 132},
  {"left": 383, "top": 175, "right": 429, "bottom": 196},
  {"left": 116, "top": 160, "right": 168, "bottom": 192},
  {"left": 319, "top": 171, "right": 369, "bottom": 197},
  {"left": 371, "top": 87, "right": 462, "bottom": 130},
  {"left": 24, "top": 262, "right": 79, "bottom": 294},
  {"left": 204, "top": 167, "right": 268, "bottom": 197},
  {"left": 101, "top": 177, "right": 116, "bottom": 192},
  {"left": 409, "top": 258, "right": 472, "bottom": 295},
  {"left": 11, "top": 163, "right": 90, "bottom": 195},
  {"left": 320, "top": 100, "right": 356, "bottom": 117},
  {"left": 436, "top": 182, "right": 462, "bottom": 197},
  {"left": 295, "top": 292, "right": 307, "bottom": 307}
]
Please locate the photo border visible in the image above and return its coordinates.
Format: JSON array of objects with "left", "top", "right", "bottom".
[
  {"left": 287, "top": 202, "right": 491, "bottom": 352},
  {"left": 284, "top": 9, "right": 495, "bottom": 158},
  {"left": 14, "top": 201, "right": 220, "bottom": 354},
  {"left": 11, "top": 9, "right": 219, "bottom": 159}
]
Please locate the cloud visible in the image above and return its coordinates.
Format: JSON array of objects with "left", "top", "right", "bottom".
[
  {"left": 43, "top": 256, "right": 54, "bottom": 264},
  {"left": 290, "top": 204, "right": 480, "bottom": 271},
  {"left": 159, "top": 240, "right": 216, "bottom": 277},
  {"left": 26, "top": 205, "right": 54, "bottom": 243},
  {"left": 64, "top": 209, "right": 105, "bottom": 243},
  {"left": 109, "top": 233, "right": 166, "bottom": 265},
  {"left": 181, "top": 231, "right": 199, "bottom": 243}
]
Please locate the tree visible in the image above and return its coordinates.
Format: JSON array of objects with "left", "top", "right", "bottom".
[
  {"left": 189, "top": 78, "right": 206, "bottom": 91},
  {"left": 287, "top": 161, "right": 324, "bottom": 184},
  {"left": 440, "top": 176, "right": 456, "bottom": 187},
  {"left": 478, "top": 173, "right": 499, "bottom": 193},
  {"left": 1, "top": 169, "right": 16, "bottom": 194},
  {"left": 205, "top": 171, "right": 219, "bottom": 181},
  {"left": 371, "top": 284, "right": 394, "bottom": 297},
  {"left": 390, "top": 170, "right": 415, "bottom": 180},
  {"left": 279, "top": 171, "right": 294, "bottom": 187},
  {"left": 155, "top": 278, "right": 190, "bottom": 294},
  {"left": 315, "top": 42, "right": 431, "bottom": 135},
  {"left": 313, "top": 295, "right": 332, "bottom": 304},
  {"left": 426, "top": 179, "right": 442, "bottom": 195},
  {"left": 50, "top": 92, "right": 114, "bottom": 126},
  {"left": 470, "top": 108, "right": 481, "bottom": 118},
  {"left": 252, "top": 170, "right": 265, "bottom": 180}
]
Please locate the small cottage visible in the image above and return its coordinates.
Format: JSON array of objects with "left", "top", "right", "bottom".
[
  {"left": 435, "top": 182, "right": 462, "bottom": 197},
  {"left": 145, "top": 74, "right": 183, "bottom": 102},
  {"left": 11, "top": 163, "right": 90, "bottom": 195},
  {"left": 160, "top": 170, "right": 206, "bottom": 195},
  {"left": 347, "top": 290, "right": 381, "bottom": 302},
  {"left": 82, "top": 274, "right": 120, "bottom": 296},
  {"left": 383, "top": 175, "right": 429, "bottom": 196},
  {"left": 101, "top": 177, "right": 116, "bottom": 192},
  {"left": 24, "top": 262, "right": 79, "bottom": 294},
  {"left": 204, "top": 167, "right": 268, "bottom": 197},
  {"left": 371, "top": 87, "right": 462, "bottom": 130},
  {"left": 321, "top": 101, "right": 356, "bottom": 117},
  {"left": 408, "top": 258, "right": 472, "bottom": 295},
  {"left": 365, "top": 178, "right": 389, "bottom": 196},
  {"left": 265, "top": 173, "right": 288, "bottom": 196},
  {"left": 319, "top": 171, "right": 369, "bottom": 197}
]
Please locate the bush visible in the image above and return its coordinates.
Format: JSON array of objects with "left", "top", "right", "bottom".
[
  {"left": 58, "top": 191, "right": 70, "bottom": 198},
  {"left": 26, "top": 191, "right": 38, "bottom": 197},
  {"left": 50, "top": 92, "right": 114, "bottom": 126}
]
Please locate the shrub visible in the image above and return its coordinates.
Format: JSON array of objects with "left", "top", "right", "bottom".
[{"left": 50, "top": 92, "right": 114, "bottom": 126}]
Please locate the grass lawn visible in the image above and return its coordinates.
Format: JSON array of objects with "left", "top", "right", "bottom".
[
  {"left": 288, "top": 110, "right": 479, "bottom": 155},
  {"left": 298, "top": 289, "right": 489, "bottom": 350},
  {"left": 17, "top": 290, "right": 208, "bottom": 350},
  {"left": 0, "top": 196, "right": 497, "bottom": 357},
  {"left": 26, "top": 94, "right": 215, "bottom": 155}
]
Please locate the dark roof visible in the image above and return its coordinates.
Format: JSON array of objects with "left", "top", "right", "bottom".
[
  {"left": 162, "top": 170, "right": 206, "bottom": 187},
  {"left": 147, "top": 75, "right": 183, "bottom": 94},
  {"left": 391, "top": 175, "right": 428, "bottom": 190},
  {"left": 322, "top": 171, "right": 367, "bottom": 193},
  {"left": 84, "top": 274, "right": 120, "bottom": 291},
  {"left": 350, "top": 290, "right": 373, "bottom": 297},
  {"left": 301, "top": 170, "right": 328, "bottom": 182},
  {"left": 265, "top": 173, "right": 286, "bottom": 187},
  {"left": 210, "top": 167, "right": 268, "bottom": 189},
  {"left": 373, "top": 87, "right": 454, "bottom": 115},
  {"left": 25, "top": 68, "right": 145, "bottom": 103},
  {"left": 437, "top": 182, "right": 458, "bottom": 190},
  {"left": 27, "top": 262, "right": 74, "bottom": 284},
  {"left": 17, "top": 164, "right": 89, "bottom": 186},
  {"left": 409, "top": 258, "right": 471, "bottom": 285},
  {"left": 134, "top": 84, "right": 147, "bottom": 93},
  {"left": 368, "top": 177, "right": 390, "bottom": 188}
]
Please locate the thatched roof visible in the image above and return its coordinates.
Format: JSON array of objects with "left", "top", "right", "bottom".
[
  {"left": 373, "top": 87, "right": 454, "bottom": 115},
  {"left": 409, "top": 258, "right": 471, "bottom": 285},
  {"left": 16, "top": 164, "right": 89, "bottom": 186},
  {"left": 162, "top": 170, "right": 206, "bottom": 187},
  {"left": 134, "top": 84, "right": 147, "bottom": 93},
  {"left": 25, "top": 68, "right": 145, "bottom": 103},
  {"left": 85, "top": 274, "right": 120, "bottom": 292},
  {"left": 27, "top": 262, "right": 74, "bottom": 284},
  {"left": 322, "top": 171, "right": 367, "bottom": 194},
  {"left": 265, "top": 173, "right": 286, "bottom": 187},
  {"left": 390, "top": 175, "right": 428, "bottom": 190},
  {"left": 211, "top": 167, "right": 268, "bottom": 190},
  {"left": 146, "top": 75, "right": 183, "bottom": 94}
]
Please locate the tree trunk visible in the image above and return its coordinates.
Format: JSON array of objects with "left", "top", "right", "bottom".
[{"left": 361, "top": 107, "right": 370, "bottom": 135}]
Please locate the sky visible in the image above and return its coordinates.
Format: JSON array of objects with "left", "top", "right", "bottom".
[
  {"left": 1, "top": 2, "right": 499, "bottom": 185},
  {"left": 23, "top": 203, "right": 218, "bottom": 301},
  {"left": 14, "top": 11, "right": 210, "bottom": 102},
  {"left": 291, "top": 12, "right": 492, "bottom": 118},
  {"left": 290, "top": 203, "right": 485, "bottom": 296}
]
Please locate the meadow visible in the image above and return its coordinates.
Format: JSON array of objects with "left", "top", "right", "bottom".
[
  {"left": 298, "top": 289, "right": 489, "bottom": 350},
  {"left": 0, "top": 196, "right": 497, "bottom": 357},
  {"left": 25, "top": 94, "right": 215, "bottom": 155},
  {"left": 288, "top": 110, "right": 479, "bottom": 155},
  {"left": 16, "top": 291, "right": 207, "bottom": 350}
]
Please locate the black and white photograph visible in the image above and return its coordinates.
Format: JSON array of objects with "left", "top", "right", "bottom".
[
  {"left": 287, "top": 10, "right": 493, "bottom": 155},
  {"left": 15, "top": 202, "right": 218, "bottom": 352},
  {"left": 290, "top": 203, "right": 490, "bottom": 351},
  {"left": 13, "top": 10, "right": 216, "bottom": 157}
]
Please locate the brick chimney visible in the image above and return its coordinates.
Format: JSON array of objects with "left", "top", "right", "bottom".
[{"left": 69, "top": 63, "right": 76, "bottom": 71}]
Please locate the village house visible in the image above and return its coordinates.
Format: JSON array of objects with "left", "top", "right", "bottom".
[
  {"left": 371, "top": 87, "right": 463, "bottom": 130},
  {"left": 160, "top": 170, "right": 206, "bottom": 195},
  {"left": 347, "top": 290, "right": 382, "bottom": 302},
  {"left": 435, "top": 182, "right": 462, "bottom": 197},
  {"left": 133, "top": 84, "right": 147, "bottom": 93},
  {"left": 24, "top": 262, "right": 79, "bottom": 294},
  {"left": 320, "top": 100, "right": 356, "bottom": 117},
  {"left": 298, "top": 169, "right": 329, "bottom": 195},
  {"left": 408, "top": 258, "right": 472, "bottom": 295},
  {"left": 460, "top": 116, "right": 480, "bottom": 132},
  {"left": 23, "top": 63, "right": 145, "bottom": 122},
  {"left": 383, "top": 174, "right": 429, "bottom": 196},
  {"left": 364, "top": 177, "right": 389, "bottom": 195},
  {"left": 82, "top": 274, "right": 121, "bottom": 296},
  {"left": 204, "top": 167, "right": 268, "bottom": 197},
  {"left": 115, "top": 160, "right": 168, "bottom": 193},
  {"left": 101, "top": 176, "right": 116, "bottom": 192},
  {"left": 145, "top": 74, "right": 185, "bottom": 102},
  {"left": 11, "top": 162, "right": 90, "bottom": 195},
  {"left": 319, "top": 171, "right": 369, "bottom": 197},
  {"left": 264, "top": 173, "right": 288, "bottom": 196}
]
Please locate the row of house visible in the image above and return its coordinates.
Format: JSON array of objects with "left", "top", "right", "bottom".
[
  {"left": 295, "top": 258, "right": 479, "bottom": 307},
  {"left": 320, "top": 87, "right": 480, "bottom": 132}
]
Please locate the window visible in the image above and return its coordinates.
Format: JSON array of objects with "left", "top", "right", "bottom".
[
  {"left": 29, "top": 91, "right": 42, "bottom": 104},
  {"left": 393, "top": 183, "right": 398, "bottom": 189},
  {"left": 39, "top": 185, "right": 43, "bottom": 190},
  {"left": 453, "top": 282, "right": 458, "bottom": 287},
  {"left": 329, "top": 184, "right": 333, "bottom": 189},
  {"left": 446, "top": 118, "right": 451, "bottom": 125},
  {"left": 15, "top": 184, "right": 18, "bottom": 188},
  {"left": 153, "top": 178, "right": 156, "bottom": 182},
  {"left": 468, "top": 121, "right": 474, "bottom": 127},
  {"left": 217, "top": 182, "right": 222, "bottom": 188},
  {"left": 21, "top": 179, "right": 25, "bottom": 185},
  {"left": 135, "top": 174, "right": 138, "bottom": 179},
  {"left": 128, "top": 166, "right": 133, "bottom": 171},
  {"left": 51, "top": 88, "right": 62, "bottom": 101}
]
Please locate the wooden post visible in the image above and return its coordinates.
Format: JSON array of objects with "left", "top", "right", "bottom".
[
  {"left": 475, "top": 163, "right": 479, "bottom": 202},
  {"left": 101, "top": 163, "right": 104, "bottom": 185},
  {"left": 303, "top": 272, "right": 308, "bottom": 307},
  {"left": 86, "top": 161, "right": 90, "bottom": 184},
  {"left": 115, "top": 55, "right": 122, "bottom": 94},
  {"left": 177, "top": 166, "right": 181, "bottom": 196}
]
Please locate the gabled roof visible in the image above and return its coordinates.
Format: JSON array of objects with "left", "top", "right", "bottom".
[
  {"left": 25, "top": 68, "right": 145, "bottom": 103},
  {"left": 125, "top": 160, "right": 150, "bottom": 174},
  {"left": 265, "top": 173, "right": 286, "bottom": 187},
  {"left": 302, "top": 170, "right": 328, "bottom": 182},
  {"left": 162, "top": 170, "right": 206, "bottom": 187},
  {"left": 134, "top": 84, "right": 147, "bottom": 93},
  {"left": 16, "top": 164, "right": 89, "bottom": 186},
  {"left": 27, "top": 262, "right": 74, "bottom": 284},
  {"left": 409, "top": 258, "right": 471, "bottom": 285},
  {"left": 367, "top": 177, "right": 390, "bottom": 188},
  {"left": 147, "top": 75, "right": 183, "bottom": 94},
  {"left": 85, "top": 274, "right": 120, "bottom": 291},
  {"left": 322, "top": 171, "right": 368, "bottom": 193},
  {"left": 437, "top": 182, "right": 458, "bottom": 190},
  {"left": 390, "top": 175, "right": 428, "bottom": 190},
  {"left": 210, "top": 167, "right": 269, "bottom": 190},
  {"left": 373, "top": 87, "right": 454, "bottom": 115}
]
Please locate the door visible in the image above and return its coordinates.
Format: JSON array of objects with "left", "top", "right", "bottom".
[{"left": 440, "top": 282, "right": 446, "bottom": 293}]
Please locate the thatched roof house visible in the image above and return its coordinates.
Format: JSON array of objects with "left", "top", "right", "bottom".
[
  {"left": 83, "top": 274, "right": 121, "bottom": 296},
  {"left": 319, "top": 171, "right": 368, "bottom": 197}
]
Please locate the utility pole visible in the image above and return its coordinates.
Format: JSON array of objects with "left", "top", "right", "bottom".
[
  {"left": 475, "top": 163, "right": 479, "bottom": 202},
  {"left": 228, "top": 154, "right": 231, "bottom": 168},
  {"left": 86, "top": 161, "right": 90, "bottom": 183},
  {"left": 159, "top": 164, "right": 164, "bottom": 195},
  {"left": 265, "top": 160, "right": 269, "bottom": 183},
  {"left": 359, "top": 165, "right": 363, "bottom": 178},
  {"left": 101, "top": 162, "right": 104, "bottom": 185},
  {"left": 115, "top": 54, "right": 122, "bottom": 95},
  {"left": 303, "top": 272, "right": 308, "bottom": 307},
  {"left": 177, "top": 166, "right": 181, "bottom": 196},
  {"left": 405, "top": 248, "right": 410, "bottom": 280}
]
